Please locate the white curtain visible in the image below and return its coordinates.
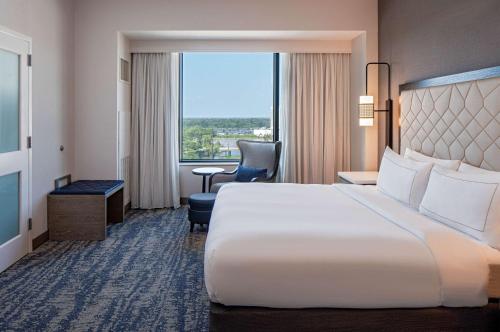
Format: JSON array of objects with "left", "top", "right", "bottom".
[
  {"left": 131, "top": 53, "right": 180, "bottom": 209},
  {"left": 280, "top": 53, "right": 350, "bottom": 184}
]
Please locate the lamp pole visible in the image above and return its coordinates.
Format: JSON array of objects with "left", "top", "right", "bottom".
[{"left": 366, "top": 62, "right": 393, "bottom": 148}]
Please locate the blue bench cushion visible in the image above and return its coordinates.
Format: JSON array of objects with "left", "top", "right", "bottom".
[
  {"left": 50, "top": 180, "right": 124, "bottom": 195},
  {"left": 188, "top": 193, "right": 217, "bottom": 211}
]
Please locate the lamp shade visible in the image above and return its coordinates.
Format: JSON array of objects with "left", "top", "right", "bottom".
[
  {"left": 359, "top": 118, "right": 374, "bottom": 126},
  {"left": 359, "top": 95, "right": 374, "bottom": 127},
  {"left": 359, "top": 95, "right": 374, "bottom": 104}
]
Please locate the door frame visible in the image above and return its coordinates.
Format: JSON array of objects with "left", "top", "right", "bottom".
[{"left": 0, "top": 25, "right": 33, "bottom": 252}]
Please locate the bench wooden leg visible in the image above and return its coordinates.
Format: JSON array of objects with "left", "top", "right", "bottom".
[{"left": 107, "top": 188, "right": 124, "bottom": 224}]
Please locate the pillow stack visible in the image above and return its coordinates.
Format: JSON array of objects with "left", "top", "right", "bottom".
[
  {"left": 377, "top": 147, "right": 433, "bottom": 209},
  {"left": 404, "top": 148, "right": 461, "bottom": 170},
  {"left": 458, "top": 162, "right": 498, "bottom": 175},
  {"left": 377, "top": 147, "right": 500, "bottom": 249},
  {"left": 419, "top": 166, "right": 500, "bottom": 249}
]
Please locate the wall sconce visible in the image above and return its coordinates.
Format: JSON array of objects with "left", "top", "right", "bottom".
[
  {"left": 359, "top": 95, "right": 374, "bottom": 126},
  {"left": 359, "top": 62, "right": 393, "bottom": 148}
]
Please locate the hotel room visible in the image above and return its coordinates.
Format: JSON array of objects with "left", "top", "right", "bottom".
[{"left": 0, "top": 0, "right": 499, "bottom": 331}]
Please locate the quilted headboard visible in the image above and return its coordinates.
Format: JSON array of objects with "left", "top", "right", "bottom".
[{"left": 399, "top": 66, "right": 500, "bottom": 171}]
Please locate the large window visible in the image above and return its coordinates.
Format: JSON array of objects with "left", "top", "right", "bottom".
[{"left": 180, "top": 52, "right": 278, "bottom": 161}]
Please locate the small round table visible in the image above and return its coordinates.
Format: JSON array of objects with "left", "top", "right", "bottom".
[{"left": 192, "top": 167, "right": 224, "bottom": 193}]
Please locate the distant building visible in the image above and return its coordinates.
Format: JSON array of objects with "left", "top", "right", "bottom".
[
  {"left": 215, "top": 128, "right": 253, "bottom": 135},
  {"left": 253, "top": 128, "right": 272, "bottom": 137}
]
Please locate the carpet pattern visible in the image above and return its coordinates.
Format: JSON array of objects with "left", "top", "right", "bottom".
[{"left": 0, "top": 208, "right": 209, "bottom": 332}]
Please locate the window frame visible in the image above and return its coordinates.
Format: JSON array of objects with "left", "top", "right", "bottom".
[{"left": 179, "top": 52, "right": 280, "bottom": 163}]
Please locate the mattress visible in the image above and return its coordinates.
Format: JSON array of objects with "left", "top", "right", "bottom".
[{"left": 204, "top": 183, "right": 499, "bottom": 308}]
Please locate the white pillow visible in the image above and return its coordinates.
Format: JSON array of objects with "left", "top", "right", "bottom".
[
  {"left": 459, "top": 162, "right": 498, "bottom": 175},
  {"left": 404, "top": 148, "right": 460, "bottom": 170},
  {"left": 377, "top": 147, "right": 434, "bottom": 209},
  {"left": 420, "top": 167, "right": 500, "bottom": 249}
]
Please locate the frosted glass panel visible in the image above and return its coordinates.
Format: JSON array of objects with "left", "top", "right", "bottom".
[
  {"left": 0, "top": 172, "right": 20, "bottom": 245},
  {"left": 0, "top": 49, "right": 20, "bottom": 153}
]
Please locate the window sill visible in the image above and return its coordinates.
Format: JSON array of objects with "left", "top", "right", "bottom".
[{"left": 180, "top": 161, "right": 239, "bottom": 166}]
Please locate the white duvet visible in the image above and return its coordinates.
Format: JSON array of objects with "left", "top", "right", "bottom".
[{"left": 204, "top": 183, "right": 497, "bottom": 308}]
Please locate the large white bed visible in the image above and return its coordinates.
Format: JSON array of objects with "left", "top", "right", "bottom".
[
  {"left": 205, "top": 182, "right": 500, "bottom": 308},
  {"left": 205, "top": 66, "right": 500, "bottom": 331}
]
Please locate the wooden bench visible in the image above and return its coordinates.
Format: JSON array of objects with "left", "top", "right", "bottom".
[{"left": 48, "top": 180, "right": 124, "bottom": 240}]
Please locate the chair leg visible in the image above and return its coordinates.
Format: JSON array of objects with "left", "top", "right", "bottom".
[{"left": 190, "top": 221, "right": 194, "bottom": 233}]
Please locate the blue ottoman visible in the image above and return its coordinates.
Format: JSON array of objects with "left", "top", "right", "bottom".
[{"left": 188, "top": 192, "right": 217, "bottom": 232}]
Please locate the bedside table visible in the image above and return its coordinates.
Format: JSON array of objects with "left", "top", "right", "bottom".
[{"left": 337, "top": 171, "right": 378, "bottom": 185}]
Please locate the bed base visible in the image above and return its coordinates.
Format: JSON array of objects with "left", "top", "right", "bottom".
[{"left": 210, "top": 302, "right": 499, "bottom": 332}]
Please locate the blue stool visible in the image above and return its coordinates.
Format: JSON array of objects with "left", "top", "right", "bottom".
[{"left": 188, "top": 192, "right": 216, "bottom": 232}]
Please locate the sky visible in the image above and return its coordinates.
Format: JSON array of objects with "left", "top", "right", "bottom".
[{"left": 182, "top": 52, "right": 274, "bottom": 118}]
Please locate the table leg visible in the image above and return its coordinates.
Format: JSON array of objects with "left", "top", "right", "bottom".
[{"left": 202, "top": 175, "right": 206, "bottom": 193}]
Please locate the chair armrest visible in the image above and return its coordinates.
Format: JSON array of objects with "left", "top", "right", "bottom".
[
  {"left": 250, "top": 176, "right": 274, "bottom": 183},
  {"left": 209, "top": 169, "right": 238, "bottom": 189}
]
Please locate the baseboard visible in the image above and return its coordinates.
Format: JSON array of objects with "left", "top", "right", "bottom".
[
  {"left": 123, "top": 201, "right": 185, "bottom": 209},
  {"left": 32, "top": 231, "right": 49, "bottom": 250},
  {"left": 124, "top": 201, "right": 131, "bottom": 213}
]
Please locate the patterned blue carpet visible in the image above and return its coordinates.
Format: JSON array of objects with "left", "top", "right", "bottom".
[{"left": 0, "top": 208, "right": 209, "bottom": 331}]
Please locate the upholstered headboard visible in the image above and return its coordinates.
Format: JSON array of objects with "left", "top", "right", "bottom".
[{"left": 399, "top": 66, "right": 500, "bottom": 171}]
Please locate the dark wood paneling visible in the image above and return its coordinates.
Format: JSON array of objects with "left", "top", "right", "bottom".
[
  {"left": 378, "top": 0, "right": 500, "bottom": 154},
  {"left": 210, "top": 302, "right": 500, "bottom": 332},
  {"left": 400, "top": 66, "right": 500, "bottom": 93},
  {"left": 32, "top": 231, "right": 49, "bottom": 250},
  {"left": 48, "top": 195, "right": 106, "bottom": 241}
]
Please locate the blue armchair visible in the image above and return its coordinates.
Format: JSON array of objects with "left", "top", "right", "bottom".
[{"left": 209, "top": 140, "right": 282, "bottom": 193}]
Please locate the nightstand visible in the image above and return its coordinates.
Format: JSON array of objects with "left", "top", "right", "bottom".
[{"left": 337, "top": 171, "right": 378, "bottom": 185}]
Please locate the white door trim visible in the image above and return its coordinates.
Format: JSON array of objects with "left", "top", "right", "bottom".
[{"left": 0, "top": 25, "right": 33, "bottom": 252}]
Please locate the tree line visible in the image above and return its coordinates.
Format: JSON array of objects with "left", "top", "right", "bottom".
[
  {"left": 183, "top": 117, "right": 270, "bottom": 129},
  {"left": 182, "top": 117, "right": 273, "bottom": 160}
]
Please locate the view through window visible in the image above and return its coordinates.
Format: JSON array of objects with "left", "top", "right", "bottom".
[{"left": 181, "top": 52, "right": 277, "bottom": 161}]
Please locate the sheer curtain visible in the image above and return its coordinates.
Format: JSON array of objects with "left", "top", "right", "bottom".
[
  {"left": 280, "top": 53, "right": 350, "bottom": 184},
  {"left": 130, "top": 53, "right": 180, "bottom": 209}
]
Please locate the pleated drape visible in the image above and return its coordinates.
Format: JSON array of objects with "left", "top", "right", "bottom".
[
  {"left": 131, "top": 53, "right": 180, "bottom": 209},
  {"left": 280, "top": 53, "right": 351, "bottom": 184}
]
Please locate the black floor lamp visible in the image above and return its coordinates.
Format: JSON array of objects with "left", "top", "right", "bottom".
[{"left": 359, "top": 62, "right": 393, "bottom": 148}]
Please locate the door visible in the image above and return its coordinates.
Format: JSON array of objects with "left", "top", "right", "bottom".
[{"left": 0, "top": 28, "right": 30, "bottom": 273}]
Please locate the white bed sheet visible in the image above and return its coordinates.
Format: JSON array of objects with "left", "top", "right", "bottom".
[{"left": 204, "top": 183, "right": 498, "bottom": 308}]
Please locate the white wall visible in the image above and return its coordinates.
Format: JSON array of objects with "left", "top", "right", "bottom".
[
  {"left": 117, "top": 33, "right": 131, "bottom": 205},
  {"left": 0, "top": 0, "right": 378, "bottom": 234},
  {"left": 0, "top": 0, "right": 75, "bottom": 240},
  {"left": 74, "top": 0, "right": 379, "bottom": 184},
  {"left": 350, "top": 33, "right": 379, "bottom": 171}
]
